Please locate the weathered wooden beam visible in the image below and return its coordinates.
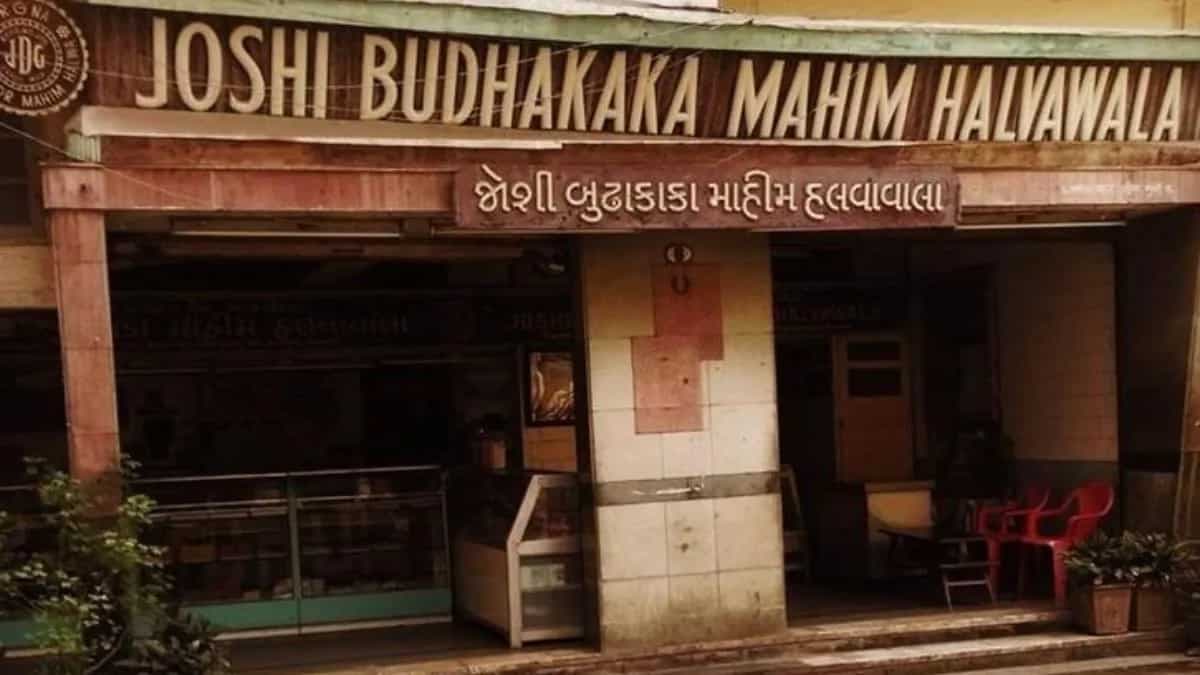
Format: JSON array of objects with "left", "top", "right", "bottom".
[
  {"left": 960, "top": 170, "right": 1200, "bottom": 209},
  {"left": 42, "top": 163, "right": 1200, "bottom": 216},
  {"left": 71, "top": 0, "right": 1200, "bottom": 61},
  {"left": 0, "top": 244, "right": 55, "bottom": 309},
  {"left": 47, "top": 211, "right": 120, "bottom": 496},
  {"left": 93, "top": 135, "right": 1200, "bottom": 172},
  {"left": 41, "top": 165, "right": 456, "bottom": 214}
]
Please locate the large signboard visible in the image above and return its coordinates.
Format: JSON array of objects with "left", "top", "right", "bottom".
[
  {"left": 458, "top": 164, "right": 957, "bottom": 230},
  {"left": 81, "top": 7, "right": 1200, "bottom": 143}
]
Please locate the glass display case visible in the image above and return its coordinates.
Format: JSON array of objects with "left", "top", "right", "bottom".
[
  {"left": 138, "top": 465, "right": 450, "bottom": 634},
  {"left": 453, "top": 471, "right": 582, "bottom": 647},
  {"left": 0, "top": 484, "right": 47, "bottom": 650}
]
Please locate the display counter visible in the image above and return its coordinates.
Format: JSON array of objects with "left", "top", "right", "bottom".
[
  {"left": 134, "top": 465, "right": 450, "bottom": 635},
  {"left": 451, "top": 471, "right": 582, "bottom": 647}
]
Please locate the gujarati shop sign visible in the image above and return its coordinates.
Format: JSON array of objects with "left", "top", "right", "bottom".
[
  {"left": 80, "top": 8, "right": 1200, "bottom": 143},
  {"left": 458, "top": 165, "right": 958, "bottom": 231},
  {"left": 0, "top": 0, "right": 86, "bottom": 115}
]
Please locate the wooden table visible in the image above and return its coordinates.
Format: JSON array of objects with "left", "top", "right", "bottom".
[{"left": 879, "top": 526, "right": 997, "bottom": 609}]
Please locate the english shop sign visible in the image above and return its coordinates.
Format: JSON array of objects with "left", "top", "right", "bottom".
[{"left": 90, "top": 9, "right": 1200, "bottom": 142}]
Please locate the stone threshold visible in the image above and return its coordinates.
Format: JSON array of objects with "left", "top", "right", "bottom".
[{"left": 394, "top": 605, "right": 1070, "bottom": 674}]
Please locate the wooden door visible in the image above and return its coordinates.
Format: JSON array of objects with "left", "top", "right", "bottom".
[{"left": 833, "top": 333, "right": 914, "bottom": 483}]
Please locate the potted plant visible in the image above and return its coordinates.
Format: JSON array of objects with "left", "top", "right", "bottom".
[
  {"left": 1064, "top": 532, "right": 1136, "bottom": 635},
  {"left": 1128, "top": 532, "right": 1188, "bottom": 631}
]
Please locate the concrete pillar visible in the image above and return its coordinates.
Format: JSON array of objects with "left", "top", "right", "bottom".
[
  {"left": 580, "top": 232, "right": 785, "bottom": 651},
  {"left": 47, "top": 210, "right": 120, "bottom": 493}
]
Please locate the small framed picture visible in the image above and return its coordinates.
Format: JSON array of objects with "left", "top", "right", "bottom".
[{"left": 526, "top": 350, "right": 575, "bottom": 426}]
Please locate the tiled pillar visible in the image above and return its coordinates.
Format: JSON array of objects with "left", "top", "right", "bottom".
[
  {"left": 580, "top": 232, "right": 785, "bottom": 651},
  {"left": 48, "top": 210, "right": 120, "bottom": 495}
]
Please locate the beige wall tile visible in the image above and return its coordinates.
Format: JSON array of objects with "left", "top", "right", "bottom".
[
  {"left": 707, "top": 333, "right": 776, "bottom": 406},
  {"left": 597, "top": 503, "right": 668, "bottom": 580},
  {"left": 711, "top": 403, "right": 779, "bottom": 475},
  {"left": 717, "top": 567, "right": 786, "bottom": 614},
  {"left": 662, "top": 426, "right": 713, "bottom": 478},
  {"left": 581, "top": 237, "right": 654, "bottom": 339},
  {"left": 668, "top": 572, "right": 719, "bottom": 615},
  {"left": 587, "top": 337, "right": 635, "bottom": 412},
  {"left": 599, "top": 575, "right": 670, "bottom": 646},
  {"left": 591, "top": 409, "right": 663, "bottom": 482},
  {"left": 721, "top": 255, "right": 774, "bottom": 336},
  {"left": 714, "top": 494, "right": 783, "bottom": 571},
  {"left": 666, "top": 499, "right": 717, "bottom": 575}
]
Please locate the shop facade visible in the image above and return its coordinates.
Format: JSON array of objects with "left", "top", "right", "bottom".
[{"left": 2, "top": 0, "right": 1200, "bottom": 656}]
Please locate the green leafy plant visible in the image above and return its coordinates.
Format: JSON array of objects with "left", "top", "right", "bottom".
[
  {"left": 1065, "top": 531, "right": 1139, "bottom": 586},
  {"left": 0, "top": 458, "right": 229, "bottom": 675},
  {"left": 123, "top": 611, "right": 228, "bottom": 674},
  {"left": 1127, "top": 532, "right": 1192, "bottom": 588}
]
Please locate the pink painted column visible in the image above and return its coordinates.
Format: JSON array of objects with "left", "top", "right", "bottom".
[{"left": 48, "top": 210, "right": 120, "bottom": 495}]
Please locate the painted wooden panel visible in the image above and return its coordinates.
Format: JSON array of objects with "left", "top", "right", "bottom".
[
  {"left": 631, "top": 335, "right": 704, "bottom": 433},
  {"left": 0, "top": 245, "right": 54, "bottom": 309},
  {"left": 69, "top": 0, "right": 1200, "bottom": 61},
  {"left": 723, "top": 0, "right": 1191, "bottom": 31},
  {"left": 652, "top": 264, "right": 723, "bottom": 361}
]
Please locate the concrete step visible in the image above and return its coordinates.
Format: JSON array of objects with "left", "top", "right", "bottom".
[
  {"left": 947, "top": 653, "right": 1200, "bottom": 674},
  {"left": 788, "top": 607, "right": 1068, "bottom": 654},
  {"left": 654, "top": 628, "right": 1184, "bottom": 675},
  {"left": 393, "top": 607, "right": 1072, "bottom": 674}
]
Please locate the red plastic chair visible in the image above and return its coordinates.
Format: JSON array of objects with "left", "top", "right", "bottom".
[
  {"left": 1017, "top": 481, "right": 1115, "bottom": 607},
  {"left": 975, "top": 485, "right": 1051, "bottom": 590}
]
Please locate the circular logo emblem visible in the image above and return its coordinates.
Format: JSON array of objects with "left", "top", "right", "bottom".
[{"left": 0, "top": 0, "right": 87, "bottom": 116}]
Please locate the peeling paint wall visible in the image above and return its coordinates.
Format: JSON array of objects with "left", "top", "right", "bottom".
[{"left": 722, "top": 0, "right": 1200, "bottom": 31}]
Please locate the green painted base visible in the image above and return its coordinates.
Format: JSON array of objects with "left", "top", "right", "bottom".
[
  {"left": 0, "top": 589, "right": 453, "bottom": 648},
  {"left": 0, "top": 617, "right": 37, "bottom": 649},
  {"left": 299, "top": 588, "right": 452, "bottom": 627},
  {"left": 186, "top": 598, "right": 301, "bottom": 633}
]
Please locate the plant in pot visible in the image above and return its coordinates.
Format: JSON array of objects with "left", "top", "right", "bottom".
[
  {"left": 0, "top": 457, "right": 230, "bottom": 674},
  {"left": 1064, "top": 531, "right": 1137, "bottom": 635},
  {"left": 1127, "top": 532, "right": 1189, "bottom": 631}
]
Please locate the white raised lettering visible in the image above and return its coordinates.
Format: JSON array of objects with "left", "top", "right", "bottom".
[
  {"left": 958, "top": 65, "right": 992, "bottom": 141},
  {"left": 229, "top": 26, "right": 265, "bottom": 114},
  {"left": 929, "top": 64, "right": 968, "bottom": 141},
  {"left": 1032, "top": 66, "right": 1065, "bottom": 141},
  {"left": 773, "top": 61, "right": 811, "bottom": 139},
  {"left": 519, "top": 47, "right": 554, "bottom": 129},
  {"left": 813, "top": 62, "right": 853, "bottom": 140},
  {"left": 401, "top": 37, "right": 439, "bottom": 123},
  {"left": 1065, "top": 66, "right": 1110, "bottom": 141},
  {"left": 175, "top": 22, "right": 222, "bottom": 112},
  {"left": 728, "top": 58, "right": 785, "bottom": 138},
  {"left": 270, "top": 28, "right": 308, "bottom": 117},
  {"left": 359, "top": 34, "right": 398, "bottom": 120},
  {"left": 662, "top": 56, "right": 698, "bottom": 136},
  {"left": 481, "top": 43, "right": 519, "bottom": 128},
  {"left": 136, "top": 17, "right": 168, "bottom": 108},
  {"left": 1129, "top": 66, "right": 1152, "bottom": 141},
  {"left": 591, "top": 51, "right": 628, "bottom": 132},
  {"left": 630, "top": 54, "right": 668, "bottom": 134},
  {"left": 1096, "top": 67, "right": 1130, "bottom": 141},
  {"left": 557, "top": 49, "right": 597, "bottom": 131},
  {"left": 862, "top": 63, "right": 914, "bottom": 141},
  {"left": 442, "top": 40, "right": 479, "bottom": 125},
  {"left": 312, "top": 32, "right": 329, "bottom": 119},
  {"left": 1152, "top": 66, "right": 1182, "bottom": 141}
]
